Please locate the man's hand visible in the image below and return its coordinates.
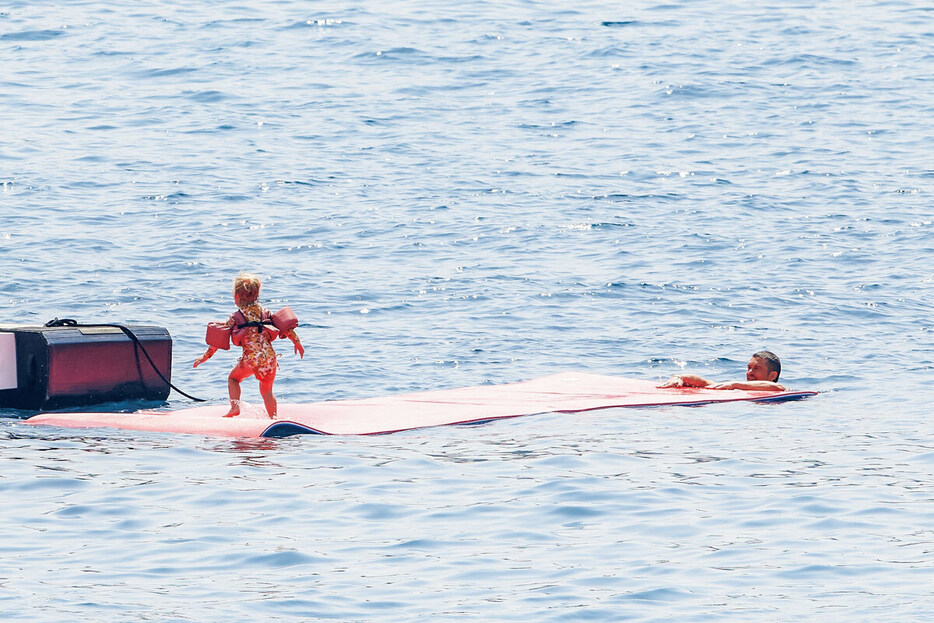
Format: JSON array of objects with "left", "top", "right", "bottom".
[{"left": 658, "top": 374, "right": 712, "bottom": 389}]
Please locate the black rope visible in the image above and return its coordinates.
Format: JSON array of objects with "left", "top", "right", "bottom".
[{"left": 44, "top": 318, "right": 205, "bottom": 402}]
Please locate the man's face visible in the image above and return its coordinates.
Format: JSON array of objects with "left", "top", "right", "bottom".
[{"left": 746, "top": 356, "right": 775, "bottom": 382}]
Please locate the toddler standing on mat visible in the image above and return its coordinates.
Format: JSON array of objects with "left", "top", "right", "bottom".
[{"left": 194, "top": 273, "right": 304, "bottom": 418}]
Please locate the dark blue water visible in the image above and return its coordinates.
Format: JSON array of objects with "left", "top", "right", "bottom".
[{"left": 2, "top": 1, "right": 932, "bottom": 620}]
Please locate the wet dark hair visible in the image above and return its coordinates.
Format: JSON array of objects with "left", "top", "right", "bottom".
[{"left": 753, "top": 350, "right": 781, "bottom": 381}]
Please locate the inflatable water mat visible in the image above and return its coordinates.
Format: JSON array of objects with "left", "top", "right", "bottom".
[{"left": 25, "top": 371, "right": 816, "bottom": 438}]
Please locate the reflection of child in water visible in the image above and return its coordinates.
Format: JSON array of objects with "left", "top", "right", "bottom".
[{"left": 194, "top": 273, "right": 304, "bottom": 418}]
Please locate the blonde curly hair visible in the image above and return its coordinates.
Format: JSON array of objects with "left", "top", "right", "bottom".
[{"left": 233, "top": 273, "right": 262, "bottom": 306}]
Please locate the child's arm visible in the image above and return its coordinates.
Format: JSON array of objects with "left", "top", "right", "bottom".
[
  {"left": 193, "top": 346, "right": 218, "bottom": 368},
  {"left": 285, "top": 329, "right": 304, "bottom": 358}
]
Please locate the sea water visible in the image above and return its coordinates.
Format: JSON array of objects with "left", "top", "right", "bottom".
[{"left": 1, "top": 0, "right": 932, "bottom": 620}]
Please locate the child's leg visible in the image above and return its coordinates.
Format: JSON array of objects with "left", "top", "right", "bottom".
[
  {"left": 258, "top": 370, "right": 278, "bottom": 419},
  {"left": 225, "top": 363, "right": 253, "bottom": 417}
]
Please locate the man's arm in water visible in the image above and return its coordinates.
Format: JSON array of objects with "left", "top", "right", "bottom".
[
  {"left": 659, "top": 376, "right": 786, "bottom": 391},
  {"left": 658, "top": 374, "right": 714, "bottom": 388},
  {"left": 708, "top": 380, "right": 786, "bottom": 391}
]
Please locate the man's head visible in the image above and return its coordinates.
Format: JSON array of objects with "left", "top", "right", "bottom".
[{"left": 747, "top": 350, "right": 781, "bottom": 382}]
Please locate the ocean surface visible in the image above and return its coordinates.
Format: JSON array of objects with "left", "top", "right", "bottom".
[{"left": 2, "top": 0, "right": 933, "bottom": 620}]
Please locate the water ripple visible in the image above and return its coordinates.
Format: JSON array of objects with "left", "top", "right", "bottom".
[{"left": 2, "top": 0, "right": 933, "bottom": 620}]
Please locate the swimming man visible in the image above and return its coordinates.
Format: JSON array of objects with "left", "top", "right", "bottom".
[{"left": 658, "top": 350, "right": 785, "bottom": 391}]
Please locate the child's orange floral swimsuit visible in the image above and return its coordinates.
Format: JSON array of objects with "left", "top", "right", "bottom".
[{"left": 227, "top": 303, "right": 293, "bottom": 381}]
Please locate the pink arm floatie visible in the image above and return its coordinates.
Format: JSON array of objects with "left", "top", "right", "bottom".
[
  {"left": 205, "top": 322, "right": 231, "bottom": 350},
  {"left": 271, "top": 307, "right": 298, "bottom": 334}
]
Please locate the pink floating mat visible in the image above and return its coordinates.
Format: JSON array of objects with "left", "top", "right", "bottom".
[{"left": 25, "top": 371, "right": 816, "bottom": 438}]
